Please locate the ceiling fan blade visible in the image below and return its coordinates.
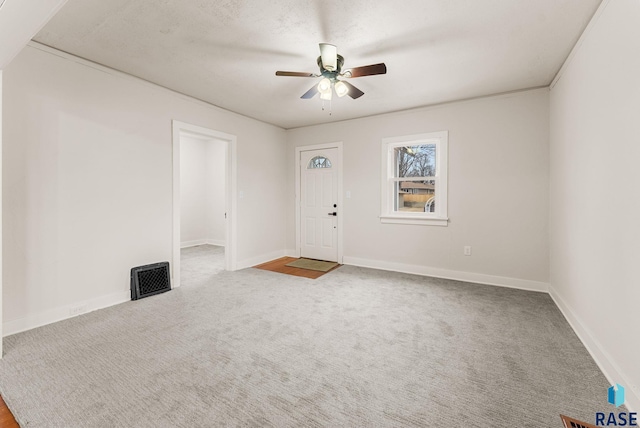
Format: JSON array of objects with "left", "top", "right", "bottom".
[
  {"left": 344, "top": 63, "right": 387, "bottom": 78},
  {"left": 301, "top": 85, "right": 320, "bottom": 99},
  {"left": 319, "top": 43, "right": 337, "bottom": 71},
  {"left": 276, "top": 71, "right": 317, "bottom": 77},
  {"left": 341, "top": 81, "right": 365, "bottom": 99}
]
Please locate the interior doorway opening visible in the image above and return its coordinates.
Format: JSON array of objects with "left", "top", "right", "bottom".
[
  {"left": 172, "top": 121, "right": 237, "bottom": 288},
  {"left": 179, "top": 133, "right": 226, "bottom": 248}
]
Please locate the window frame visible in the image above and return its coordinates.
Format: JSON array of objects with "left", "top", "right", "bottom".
[
  {"left": 307, "top": 155, "right": 332, "bottom": 169},
  {"left": 380, "top": 131, "right": 449, "bottom": 226}
]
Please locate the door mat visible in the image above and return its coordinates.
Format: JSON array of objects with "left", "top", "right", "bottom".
[{"left": 285, "top": 258, "right": 339, "bottom": 272}]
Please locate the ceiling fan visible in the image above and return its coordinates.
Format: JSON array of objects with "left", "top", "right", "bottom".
[{"left": 275, "top": 43, "right": 387, "bottom": 100}]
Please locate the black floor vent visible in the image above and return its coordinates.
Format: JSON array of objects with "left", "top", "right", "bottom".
[{"left": 130, "top": 262, "right": 171, "bottom": 300}]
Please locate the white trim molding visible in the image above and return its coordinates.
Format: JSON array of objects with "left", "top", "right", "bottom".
[
  {"left": 380, "top": 131, "right": 449, "bottom": 226},
  {"left": 180, "top": 239, "right": 226, "bottom": 249},
  {"left": 236, "top": 250, "right": 288, "bottom": 271},
  {"left": 181, "top": 239, "right": 208, "bottom": 248},
  {"left": 26, "top": 42, "right": 278, "bottom": 129},
  {"left": 0, "top": 70, "right": 3, "bottom": 357},
  {"left": 3, "top": 290, "right": 130, "bottom": 338},
  {"left": 550, "top": 0, "right": 611, "bottom": 89},
  {"left": 342, "top": 256, "right": 549, "bottom": 293},
  {"left": 284, "top": 248, "right": 298, "bottom": 258},
  {"left": 206, "top": 239, "right": 226, "bottom": 247},
  {"left": 379, "top": 216, "right": 449, "bottom": 226},
  {"left": 549, "top": 286, "right": 638, "bottom": 413},
  {"left": 172, "top": 120, "right": 238, "bottom": 288}
]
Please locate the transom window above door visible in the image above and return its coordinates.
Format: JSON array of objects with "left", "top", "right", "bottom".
[{"left": 308, "top": 156, "right": 332, "bottom": 169}]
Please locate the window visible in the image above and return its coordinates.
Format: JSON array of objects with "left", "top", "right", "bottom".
[
  {"left": 308, "top": 156, "right": 332, "bottom": 169},
  {"left": 380, "top": 131, "right": 448, "bottom": 226}
]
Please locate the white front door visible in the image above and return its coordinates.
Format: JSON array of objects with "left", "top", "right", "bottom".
[{"left": 300, "top": 148, "right": 339, "bottom": 262}]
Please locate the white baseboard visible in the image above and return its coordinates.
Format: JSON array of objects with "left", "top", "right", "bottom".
[
  {"left": 549, "top": 286, "right": 638, "bottom": 413},
  {"left": 285, "top": 248, "right": 298, "bottom": 258},
  {"left": 5, "top": 251, "right": 633, "bottom": 414},
  {"left": 181, "top": 239, "right": 225, "bottom": 248},
  {"left": 180, "top": 239, "right": 207, "bottom": 248},
  {"left": 3, "top": 289, "right": 131, "bottom": 338},
  {"left": 206, "top": 239, "right": 225, "bottom": 247},
  {"left": 236, "top": 250, "right": 287, "bottom": 270},
  {"left": 342, "top": 256, "right": 549, "bottom": 293}
]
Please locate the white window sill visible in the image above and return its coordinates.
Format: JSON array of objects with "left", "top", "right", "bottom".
[{"left": 379, "top": 215, "right": 449, "bottom": 226}]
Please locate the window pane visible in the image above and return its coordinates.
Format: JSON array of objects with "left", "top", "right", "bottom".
[
  {"left": 395, "top": 180, "right": 436, "bottom": 212},
  {"left": 307, "top": 156, "right": 332, "bottom": 169},
  {"left": 394, "top": 144, "right": 436, "bottom": 177}
]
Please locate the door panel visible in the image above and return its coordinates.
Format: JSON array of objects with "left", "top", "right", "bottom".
[
  {"left": 322, "top": 172, "right": 333, "bottom": 206},
  {"left": 306, "top": 175, "right": 316, "bottom": 207},
  {"left": 321, "top": 218, "right": 333, "bottom": 248},
  {"left": 304, "top": 217, "right": 316, "bottom": 246},
  {"left": 300, "top": 148, "right": 339, "bottom": 262}
]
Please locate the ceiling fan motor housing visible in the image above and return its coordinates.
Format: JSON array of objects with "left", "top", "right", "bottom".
[{"left": 317, "top": 55, "right": 344, "bottom": 79}]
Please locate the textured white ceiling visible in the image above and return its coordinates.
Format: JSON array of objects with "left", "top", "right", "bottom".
[{"left": 34, "top": 0, "right": 601, "bottom": 129}]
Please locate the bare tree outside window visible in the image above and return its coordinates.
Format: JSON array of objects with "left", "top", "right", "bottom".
[
  {"left": 381, "top": 131, "right": 448, "bottom": 225},
  {"left": 393, "top": 145, "right": 437, "bottom": 212},
  {"left": 395, "top": 145, "right": 436, "bottom": 177}
]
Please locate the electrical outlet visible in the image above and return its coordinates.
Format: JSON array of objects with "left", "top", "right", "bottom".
[
  {"left": 69, "top": 304, "right": 87, "bottom": 317},
  {"left": 464, "top": 246, "right": 472, "bottom": 256}
]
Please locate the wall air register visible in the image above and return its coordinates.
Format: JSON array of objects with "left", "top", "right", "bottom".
[{"left": 130, "top": 262, "right": 171, "bottom": 300}]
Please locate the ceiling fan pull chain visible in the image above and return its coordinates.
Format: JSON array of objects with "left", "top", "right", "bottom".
[{"left": 320, "top": 99, "right": 332, "bottom": 115}]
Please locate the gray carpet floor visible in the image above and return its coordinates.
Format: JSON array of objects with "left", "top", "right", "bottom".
[
  {"left": 0, "top": 245, "right": 610, "bottom": 427},
  {"left": 181, "top": 244, "right": 226, "bottom": 284}
]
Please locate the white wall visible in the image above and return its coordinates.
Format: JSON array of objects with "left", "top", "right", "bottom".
[
  {"left": 180, "top": 136, "right": 208, "bottom": 245},
  {"left": 180, "top": 135, "right": 225, "bottom": 247},
  {"left": 205, "top": 139, "right": 226, "bottom": 244},
  {"left": 0, "top": 0, "right": 68, "bottom": 360},
  {"left": 2, "top": 43, "right": 287, "bottom": 335},
  {"left": 287, "top": 89, "right": 550, "bottom": 290},
  {"left": 0, "top": 0, "right": 67, "bottom": 68},
  {"left": 549, "top": 0, "right": 639, "bottom": 411}
]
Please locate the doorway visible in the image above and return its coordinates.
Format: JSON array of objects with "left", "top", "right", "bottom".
[
  {"left": 172, "top": 121, "right": 237, "bottom": 288},
  {"left": 295, "top": 143, "right": 343, "bottom": 263}
]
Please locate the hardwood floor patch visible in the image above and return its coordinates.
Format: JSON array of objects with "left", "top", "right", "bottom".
[
  {"left": 0, "top": 396, "right": 19, "bottom": 428},
  {"left": 254, "top": 257, "right": 340, "bottom": 279}
]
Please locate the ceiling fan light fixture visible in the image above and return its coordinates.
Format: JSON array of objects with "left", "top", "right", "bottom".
[
  {"left": 319, "top": 43, "right": 337, "bottom": 71},
  {"left": 317, "top": 77, "right": 332, "bottom": 93},
  {"left": 334, "top": 81, "right": 348, "bottom": 97},
  {"left": 320, "top": 90, "right": 332, "bottom": 101}
]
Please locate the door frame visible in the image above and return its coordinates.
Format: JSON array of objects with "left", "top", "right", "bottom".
[
  {"left": 295, "top": 142, "right": 343, "bottom": 264},
  {"left": 0, "top": 70, "right": 3, "bottom": 358},
  {"left": 172, "top": 120, "right": 238, "bottom": 288}
]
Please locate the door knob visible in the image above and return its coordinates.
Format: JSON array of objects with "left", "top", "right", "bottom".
[{"left": 327, "top": 212, "right": 337, "bottom": 216}]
